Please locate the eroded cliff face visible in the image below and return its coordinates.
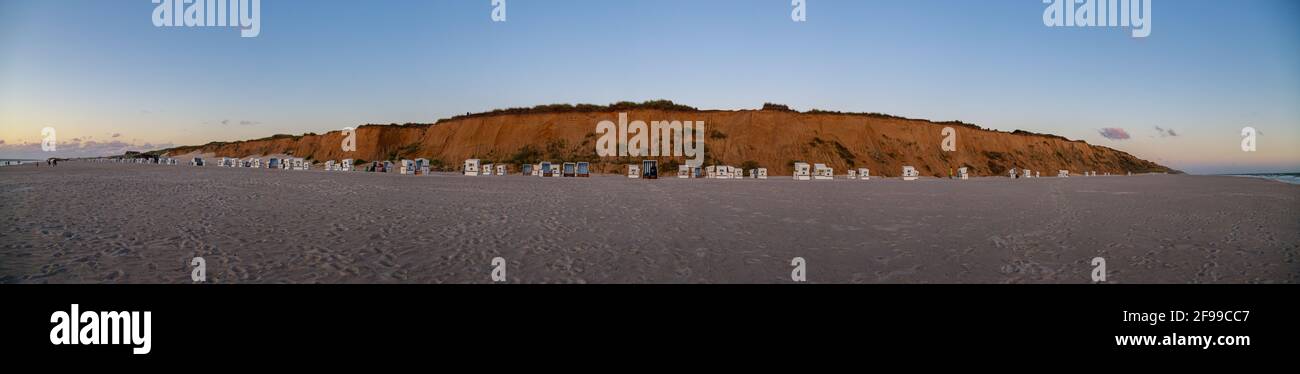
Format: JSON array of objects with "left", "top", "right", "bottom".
[{"left": 161, "top": 109, "right": 1171, "bottom": 177}]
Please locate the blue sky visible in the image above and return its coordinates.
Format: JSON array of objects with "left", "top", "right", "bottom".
[{"left": 1, "top": 0, "right": 1297, "bottom": 174}]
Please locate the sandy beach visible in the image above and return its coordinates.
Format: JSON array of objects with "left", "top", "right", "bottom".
[{"left": 1, "top": 162, "right": 1296, "bottom": 284}]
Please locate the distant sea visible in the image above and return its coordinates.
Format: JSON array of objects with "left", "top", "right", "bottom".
[{"left": 1227, "top": 173, "right": 1300, "bottom": 185}]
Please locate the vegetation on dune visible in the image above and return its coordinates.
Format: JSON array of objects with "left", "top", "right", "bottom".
[
  {"left": 831, "top": 141, "right": 855, "bottom": 167},
  {"left": 434, "top": 100, "right": 702, "bottom": 124},
  {"left": 252, "top": 134, "right": 303, "bottom": 142},
  {"left": 805, "top": 108, "right": 911, "bottom": 121},
  {"left": 544, "top": 139, "right": 569, "bottom": 160},
  {"left": 663, "top": 159, "right": 680, "bottom": 172},
  {"left": 986, "top": 161, "right": 1007, "bottom": 176},
  {"left": 761, "top": 103, "right": 796, "bottom": 112},
  {"left": 396, "top": 143, "right": 421, "bottom": 159},
  {"left": 509, "top": 145, "right": 543, "bottom": 165},
  {"left": 805, "top": 137, "right": 857, "bottom": 167}
]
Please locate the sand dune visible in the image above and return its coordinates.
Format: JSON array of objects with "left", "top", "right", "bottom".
[
  {"left": 157, "top": 105, "right": 1172, "bottom": 177},
  {"left": 1, "top": 162, "right": 1293, "bottom": 284}
]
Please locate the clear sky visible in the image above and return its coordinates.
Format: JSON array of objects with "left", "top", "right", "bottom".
[{"left": 1, "top": 0, "right": 1297, "bottom": 174}]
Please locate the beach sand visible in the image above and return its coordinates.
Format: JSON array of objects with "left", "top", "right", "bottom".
[{"left": 1, "top": 162, "right": 1296, "bottom": 284}]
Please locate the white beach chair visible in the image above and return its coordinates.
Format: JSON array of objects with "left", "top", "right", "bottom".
[
  {"left": 902, "top": 166, "right": 919, "bottom": 181},
  {"left": 813, "top": 164, "right": 833, "bottom": 180},
  {"left": 539, "top": 162, "right": 552, "bottom": 177},
  {"left": 415, "top": 158, "right": 430, "bottom": 175},
  {"left": 464, "top": 159, "right": 480, "bottom": 176},
  {"left": 793, "top": 162, "right": 811, "bottom": 180},
  {"left": 400, "top": 159, "right": 415, "bottom": 175}
]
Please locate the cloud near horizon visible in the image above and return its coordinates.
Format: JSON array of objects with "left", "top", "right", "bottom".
[
  {"left": 1098, "top": 128, "right": 1131, "bottom": 140},
  {"left": 1155, "top": 126, "right": 1179, "bottom": 137},
  {"left": 220, "top": 119, "right": 261, "bottom": 126},
  {"left": 0, "top": 139, "right": 175, "bottom": 159}
]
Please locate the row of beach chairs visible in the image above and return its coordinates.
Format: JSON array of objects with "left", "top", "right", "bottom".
[{"left": 88, "top": 156, "right": 1127, "bottom": 180}]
